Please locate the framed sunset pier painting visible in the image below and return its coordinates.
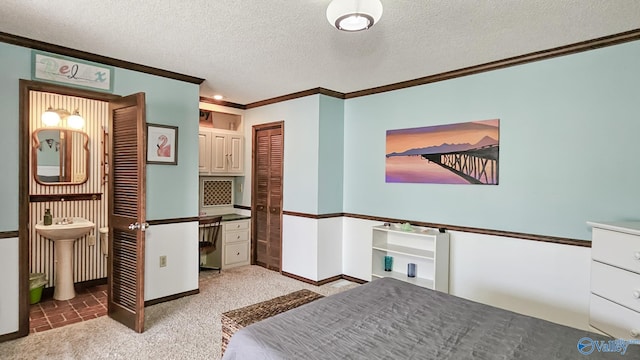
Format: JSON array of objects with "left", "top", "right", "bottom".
[{"left": 385, "top": 119, "right": 499, "bottom": 185}]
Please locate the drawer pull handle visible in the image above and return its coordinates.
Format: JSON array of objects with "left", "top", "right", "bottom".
[
  {"left": 237, "top": 235, "right": 240, "bottom": 239},
  {"left": 634, "top": 290, "right": 640, "bottom": 299},
  {"left": 635, "top": 252, "right": 640, "bottom": 260},
  {"left": 631, "top": 329, "right": 639, "bottom": 338},
  {"left": 237, "top": 252, "right": 240, "bottom": 256}
]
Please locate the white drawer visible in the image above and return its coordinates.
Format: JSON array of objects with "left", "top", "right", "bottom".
[
  {"left": 591, "top": 261, "right": 640, "bottom": 312},
  {"left": 592, "top": 228, "right": 640, "bottom": 274},
  {"left": 224, "top": 242, "right": 250, "bottom": 266},
  {"left": 224, "top": 220, "right": 249, "bottom": 232},
  {"left": 224, "top": 229, "right": 249, "bottom": 244},
  {"left": 590, "top": 293, "right": 640, "bottom": 340}
]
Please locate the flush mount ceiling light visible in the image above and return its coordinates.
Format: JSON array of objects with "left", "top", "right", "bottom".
[{"left": 327, "top": 0, "right": 383, "bottom": 32}]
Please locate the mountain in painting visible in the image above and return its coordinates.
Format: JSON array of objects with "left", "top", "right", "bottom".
[{"left": 387, "top": 136, "right": 498, "bottom": 157}]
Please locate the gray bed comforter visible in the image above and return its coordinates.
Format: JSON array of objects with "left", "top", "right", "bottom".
[{"left": 222, "top": 277, "right": 639, "bottom": 360}]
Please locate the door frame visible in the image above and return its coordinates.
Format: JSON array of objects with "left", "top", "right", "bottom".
[
  {"left": 250, "top": 121, "right": 284, "bottom": 271},
  {"left": 16, "top": 80, "right": 119, "bottom": 339}
]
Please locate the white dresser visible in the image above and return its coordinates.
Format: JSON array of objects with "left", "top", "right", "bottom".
[{"left": 588, "top": 221, "right": 640, "bottom": 339}]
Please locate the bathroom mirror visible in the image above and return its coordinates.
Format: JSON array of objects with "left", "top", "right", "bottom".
[{"left": 32, "top": 128, "right": 90, "bottom": 185}]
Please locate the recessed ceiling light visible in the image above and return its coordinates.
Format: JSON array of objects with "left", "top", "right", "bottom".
[{"left": 213, "top": 95, "right": 223, "bottom": 100}]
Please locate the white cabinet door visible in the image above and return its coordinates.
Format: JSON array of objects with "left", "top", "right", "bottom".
[
  {"left": 199, "top": 128, "right": 245, "bottom": 175},
  {"left": 227, "top": 134, "right": 243, "bottom": 174},
  {"left": 198, "top": 132, "right": 211, "bottom": 173},
  {"left": 211, "top": 133, "right": 228, "bottom": 173}
]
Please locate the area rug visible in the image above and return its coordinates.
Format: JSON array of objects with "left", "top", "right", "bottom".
[{"left": 221, "top": 289, "right": 324, "bottom": 355}]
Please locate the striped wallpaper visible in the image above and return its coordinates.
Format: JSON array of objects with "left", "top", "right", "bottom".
[{"left": 29, "top": 91, "right": 109, "bottom": 288}]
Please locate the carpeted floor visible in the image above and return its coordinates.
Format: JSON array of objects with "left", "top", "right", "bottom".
[{"left": 0, "top": 265, "right": 359, "bottom": 360}]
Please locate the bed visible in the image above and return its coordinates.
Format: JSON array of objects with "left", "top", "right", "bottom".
[{"left": 222, "top": 277, "right": 639, "bottom": 359}]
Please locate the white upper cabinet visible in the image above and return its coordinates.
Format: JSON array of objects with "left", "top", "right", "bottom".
[
  {"left": 198, "top": 108, "right": 244, "bottom": 175},
  {"left": 209, "top": 132, "right": 243, "bottom": 174}
]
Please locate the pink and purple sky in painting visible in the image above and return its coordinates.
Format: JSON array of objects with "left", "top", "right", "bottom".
[{"left": 386, "top": 119, "right": 499, "bottom": 184}]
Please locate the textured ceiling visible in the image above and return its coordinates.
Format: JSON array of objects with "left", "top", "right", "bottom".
[{"left": 1, "top": 1, "right": 639, "bottom": 105}]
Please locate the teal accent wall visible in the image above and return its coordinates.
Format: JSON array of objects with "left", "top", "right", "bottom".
[
  {"left": 318, "top": 95, "right": 344, "bottom": 214},
  {"left": 244, "top": 95, "right": 320, "bottom": 214},
  {"left": 113, "top": 69, "right": 199, "bottom": 220},
  {"left": 0, "top": 42, "right": 199, "bottom": 229},
  {"left": 343, "top": 40, "right": 640, "bottom": 240},
  {"left": 0, "top": 43, "right": 30, "bottom": 231}
]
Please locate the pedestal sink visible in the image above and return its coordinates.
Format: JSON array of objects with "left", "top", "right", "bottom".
[{"left": 35, "top": 217, "right": 95, "bottom": 300}]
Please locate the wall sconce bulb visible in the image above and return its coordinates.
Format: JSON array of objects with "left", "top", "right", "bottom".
[{"left": 41, "top": 107, "right": 85, "bottom": 129}]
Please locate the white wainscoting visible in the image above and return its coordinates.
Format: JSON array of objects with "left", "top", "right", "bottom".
[
  {"left": 283, "top": 215, "right": 344, "bottom": 282},
  {"left": 341, "top": 217, "right": 591, "bottom": 330},
  {"left": 342, "top": 217, "right": 379, "bottom": 281},
  {"left": 0, "top": 237, "right": 19, "bottom": 335},
  {"left": 448, "top": 230, "right": 591, "bottom": 330},
  {"left": 144, "top": 222, "right": 199, "bottom": 301},
  {"left": 282, "top": 215, "right": 318, "bottom": 280},
  {"left": 317, "top": 217, "right": 343, "bottom": 281}
]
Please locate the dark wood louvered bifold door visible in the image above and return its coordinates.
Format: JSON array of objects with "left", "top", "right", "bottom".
[
  {"left": 108, "top": 93, "right": 146, "bottom": 333},
  {"left": 253, "top": 122, "right": 283, "bottom": 271}
]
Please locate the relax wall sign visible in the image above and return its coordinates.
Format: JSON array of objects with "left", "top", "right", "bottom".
[{"left": 31, "top": 50, "right": 114, "bottom": 92}]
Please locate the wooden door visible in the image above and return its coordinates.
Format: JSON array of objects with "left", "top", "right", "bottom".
[
  {"left": 252, "top": 122, "right": 283, "bottom": 271},
  {"left": 108, "top": 93, "right": 147, "bottom": 333}
]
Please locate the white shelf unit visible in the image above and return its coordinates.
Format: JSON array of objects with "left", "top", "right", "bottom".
[{"left": 372, "top": 225, "right": 450, "bottom": 292}]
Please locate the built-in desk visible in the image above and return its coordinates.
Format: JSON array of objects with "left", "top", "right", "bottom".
[
  {"left": 221, "top": 213, "right": 251, "bottom": 222},
  {"left": 199, "top": 213, "right": 251, "bottom": 270}
]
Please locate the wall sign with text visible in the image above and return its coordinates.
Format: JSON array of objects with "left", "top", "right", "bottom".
[{"left": 31, "top": 51, "right": 114, "bottom": 92}]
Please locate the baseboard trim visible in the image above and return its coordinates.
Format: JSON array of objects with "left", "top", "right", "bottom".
[
  {"left": 282, "top": 272, "right": 369, "bottom": 286},
  {"left": 39, "top": 278, "right": 200, "bottom": 309},
  {"left": 41, "top": 277, "right": 108, "bottom": 301},
  {"left": 0, "top": 330, "right": 24, "bottom": 343},
  {"left": 144, "top": 289, "right": 200, "bottom": 307},
  {"left": 341, "top": 274, "right": 368, "bottom": 284}
]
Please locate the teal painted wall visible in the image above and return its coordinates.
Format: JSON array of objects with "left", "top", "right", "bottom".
[
  {"left": 112, "top": 69, "right": 199, "bottom": 220},
  {"left": 318, "top": 95, "right": 344, "bottom": 214},
  {"left": 244, "top": 96, "right": 320, "bottom": 214},
  {"left": 0, "top": 42, "right": 199, "bottom": 229},
  {"left": 0, "top": 43, "right": 30, "bottom": 231},
  {"left": 343, "top": 40, "right": 640, "bottom": 240}
]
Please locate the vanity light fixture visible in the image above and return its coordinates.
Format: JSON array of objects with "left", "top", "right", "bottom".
[
  {"left": 41, "top": 107, "right": 85, "bottom": 129},
  {"left": 326, "top": 0, "right": 383, "bottom": 32},
  {"left": 67, "top": 110, "right": 85, "bottom": 129},
  {"left": 42, "top": 107, "right": 61, "bottom": 127}
]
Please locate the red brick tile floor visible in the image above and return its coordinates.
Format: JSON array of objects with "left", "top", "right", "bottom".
[{"left": 29, "top": 284, "right": 108, "bottom": 333}]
